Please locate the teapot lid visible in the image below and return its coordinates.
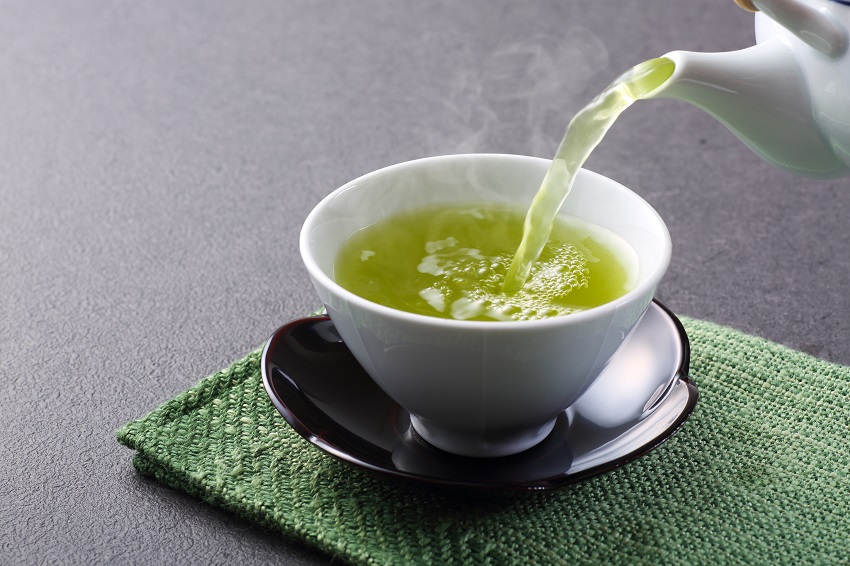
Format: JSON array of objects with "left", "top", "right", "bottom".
[{"left": 737, "top": 0, "right": 850, "bottom": 10}]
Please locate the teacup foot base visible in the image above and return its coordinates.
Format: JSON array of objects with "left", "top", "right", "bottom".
[{"left": 409, "top": 415, "right": 558, "bottom": 458}]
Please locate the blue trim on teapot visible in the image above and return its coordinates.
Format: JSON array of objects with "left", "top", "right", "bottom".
[{"left": 829, "top": 0, "right": 850, "bottom": 6}]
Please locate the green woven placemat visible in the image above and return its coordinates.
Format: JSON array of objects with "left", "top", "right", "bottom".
[{"left": 117, "top": 318, "right": 850, "bottom": 564}]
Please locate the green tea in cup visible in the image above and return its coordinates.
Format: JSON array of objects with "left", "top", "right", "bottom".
[{"left": 333, "top": 202, "right": 637, "bottom": 322}]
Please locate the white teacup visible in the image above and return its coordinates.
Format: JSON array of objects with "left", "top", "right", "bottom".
[{"left": 300, "top": 154, "right": 671, "bottom": 457}]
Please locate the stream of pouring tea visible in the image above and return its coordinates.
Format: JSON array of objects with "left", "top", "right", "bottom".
[{"left": 502, "top": 57, "right": 675, "bottom": 294}]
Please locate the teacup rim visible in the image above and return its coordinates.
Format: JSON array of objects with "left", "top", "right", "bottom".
[{"left": 299, "top": 153, "right": 672, "bottom": 330}]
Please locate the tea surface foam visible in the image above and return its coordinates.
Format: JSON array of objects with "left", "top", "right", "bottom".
[{"left": 334, "top": 203, "right": 635, "bottom": 322}]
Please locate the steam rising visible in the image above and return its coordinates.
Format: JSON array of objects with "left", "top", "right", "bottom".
[{"left": 434, "top": 28, "right": 609, "bottom": 157}]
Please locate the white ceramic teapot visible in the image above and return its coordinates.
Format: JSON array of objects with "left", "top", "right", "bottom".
[{"left": 648, "top": 0, "right": 850, "bottom": 178}]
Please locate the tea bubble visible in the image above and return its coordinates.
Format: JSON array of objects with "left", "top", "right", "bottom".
[{"left": 410, "top": 238, "right": 593, "bottom": 321}]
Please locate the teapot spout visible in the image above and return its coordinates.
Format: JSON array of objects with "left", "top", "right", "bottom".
[{"left": 649, "top": 40, "right": 845, "bottom": 178}]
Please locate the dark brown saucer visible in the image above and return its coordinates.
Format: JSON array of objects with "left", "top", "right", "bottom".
[{"left": 261, "top": 300, "right": 697, "bottom": 491}]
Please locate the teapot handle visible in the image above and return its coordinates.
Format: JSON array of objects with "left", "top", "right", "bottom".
[
  {"left": 734, "top": 0, "right": 847, "bottom": 57},
  {"left": 734, "top": 0, "right": 758, "bottom": 11}
]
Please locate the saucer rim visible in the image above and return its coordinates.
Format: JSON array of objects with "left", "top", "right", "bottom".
[{"left": 261, "top": 300, "right": 698, "bottom": 491}]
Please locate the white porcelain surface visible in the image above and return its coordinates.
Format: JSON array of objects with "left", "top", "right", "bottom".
[
  {"left": 652, "top": 0, "right": 850, "bottom": 178},
  {"left": 300, "top": 154, "right": 671, "bottom": 457}
]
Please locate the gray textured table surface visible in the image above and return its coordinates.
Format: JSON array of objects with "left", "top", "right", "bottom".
[{"left": 3, "top": 1, "right": 849, "bottom": 564}]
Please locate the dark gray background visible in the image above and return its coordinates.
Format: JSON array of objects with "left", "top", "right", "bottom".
[{"left": 3, "top": 1, "right": 848, "bottom": 564}]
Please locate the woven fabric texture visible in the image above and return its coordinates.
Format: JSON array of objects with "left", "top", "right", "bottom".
[{"left": 117, "top": 318, "right": 850, "bottom": 565}]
